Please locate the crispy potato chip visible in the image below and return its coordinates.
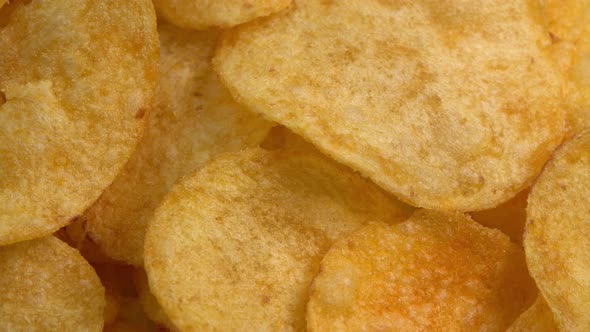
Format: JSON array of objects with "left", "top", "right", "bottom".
[
  {"left": 307, "top": 210, "right": 537, "bottom": 331},
  {"left": 215, "top": 0, "right": 565, "bottom": 211},
  {"left": 0, "top": 0, "right": 159, "bottom": 245},
  {"left": 0, "top": 0, "right": 6, "bottom": 9},
  {"left": 153, "top": 0, "right": 291, "bottom": 30},
  {"left": 144, "top": 148, "right": 412, "bottom": 331},
  {"left": 507, "top": 296, "right": 559, "bottom": 332},
  {"left": 0, "top": 236, "right": 105, "bottom": 331},
  {"left": 525, "top": 130, "right": 590, "bottom": 331},
  {"left": 545, "top": 0, "right": 590, "bottom": 133},
  {"left": 134, "top": 269, "right": 175, "bottom": 329},
  {"left": 470, "top": 189, "right": 529, "bottom": 245},
  {"left": 82, "top": 22, "right": 272, "bottom": 265}
]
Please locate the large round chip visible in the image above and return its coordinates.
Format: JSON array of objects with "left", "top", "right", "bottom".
[
  {"left": 82, "top": 22, "right": 272, "bottom": 266},
  {"left": 507, "top": 296, "right": 558, "bottom": 332},
  {"left": 307, "top": 210, "right": 536, "bottom": 331},
  {"left": 525, "top": 130, "right": 590, "bottom": 331},
  {"left": 0, "top": 236, "right": 105, "bottom": 331},
  {"left": 153, "top": 0, "right": 291, "bottom": 30},
  {"left": 214, "top": 0, "right": 565, "bottom": 211},
  {"left": 144, "top": 148, "right": 411, "bottom": 331},
  {"left": 0, "top": 0, "right": 159, "bottom": 245}
]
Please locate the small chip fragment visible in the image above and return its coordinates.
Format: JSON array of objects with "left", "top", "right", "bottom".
[
  {"left": 525, "top": 130, "right": 590, "bottom": 331},
  {"left": 0, "top": 236, "right": 105, "bottom": 331},
  {"left": 145, "top": 148, "right": 411, "bottom": 331},
  {"left": 307, "top": 210, "right": 536, "bottom": 331}
]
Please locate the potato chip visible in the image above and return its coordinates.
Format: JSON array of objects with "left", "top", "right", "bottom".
[
  {"left": 507, "top": 296, "right": 559, "bottom": 332},
  {"left": 153, "top": 0, "right": 291, "bottom": 30},
  {"left": 470, "top": 189, "right": 529, "bottom": 245},
  {"left": 0, "top": 236, "right": 105, "bottom": 331},
  {"left": 0, "top": 0, "right": 159, "bottom": 245},
  {"left": 544, "top": 0, "right": 590, "bottom": 133},
  {"left": 144, "top": 148, "right": 412, "bottom": 331},
  {"left": 134, "top": 269, "right": 175, "bottom": 329},
  {"left": 82, "top": 22, "right": 272, "bottom": 265},
  {"left": 525, "top": 130, "right": 590, "bottom": 331},
  {"left": 215, "top": 0, "right": 565, "bottom": 211},
  {"left": 307, "top": 210, "right": 537, "bottom": 331}
]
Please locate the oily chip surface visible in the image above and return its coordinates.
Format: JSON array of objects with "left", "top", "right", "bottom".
[
  {"left": 145, "top": 148, "right": 411, "bottom": 331},
  {"left": 525, "top": 130, "right": 590, "bottom": 331},
  {"left": 507, "top": 296, "right": 558, "bottom": 332},
  {"left": 82, "top": 22, "right": 272, "bottom": 266},
  {"left": 307, "top": 210, "right": 536, "bottom": 331},
  {"left": 215, "top": 0, "right": 565, "bottom": 211},
  {"left": 0, "top": 0, "right": 159, "bottom": 245},
  {"left": 153, "top": 0, "right": 291, "bottom": 30},
  {"left": 0, "top": 236, "right": 105, "bottom": 331}
]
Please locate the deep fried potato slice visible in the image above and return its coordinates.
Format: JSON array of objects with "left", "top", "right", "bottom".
[
  {"left": 144, "top": 148, "right": 412, "bottom": 331},
  {"left": 0, "top": 0, "right": 159, "bottom": 245},
  {"left": 545, "top": 0, "right": 590, "bottom": 133},
  {"left": 82, "top": 22, "right": 272, "bottom": 265},
  {"left": 0, "top": 236, "right": 105, "bottom": 331},
  {"left": 307, "top": 210, "right": 536, "bottom": 331},
  {"left": 470, "top": 189, "right": 529, "bottom": 245},
  {"left": 134, "top": 269, "right": 175, "bottom": 329},
  {"left": 507, "top": 296, "right": 559, "bottom": 332},
  {"left": 525, "top": 130, "right": 590, "bottom": 331},
  {"left": 153, "top": 0, "right": 291, "bottom": 30},
  {"left": 215, "top": 0, "right": 565, "bottom": 211}
]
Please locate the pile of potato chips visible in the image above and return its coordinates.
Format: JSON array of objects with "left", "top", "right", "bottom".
[{"left": 1, "top": 0, "right": 589, "bottom": 330}]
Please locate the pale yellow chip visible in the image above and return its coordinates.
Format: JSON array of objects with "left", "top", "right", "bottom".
[
  {"left": 0, "top": 236, "right": 105, "bottom": 331},
  {"left": 470, "top": 189, "right": 529, "bottom": 245},
  {"left": 153, "top": 0, "right": 291, "bottom": 30},
  {"left": 307, "top": 210, "right": 536, "bottom": 331},
  {"left": 144, "top": 148, "right": 412, "bottom": 331},
  {"left": 0, "top": 0, "right": 159, "bottom": 245},
  {"left": 525, "top": 130, "right": 590, "bottom": 331},
  {"left": 507, "top": 296, "right": 559, "bottom": 332},
  {"left": 545, "top": 0, "right": 590, "bottom": 133},
  {"left": 215, "top": 0, "right": 565, "bottom": 211},
  {"left": 134, "top": 269, "right": 175, "bottom": 330},
  {"left": 82, "top": 22, "right": 272, "bottom": 265}
]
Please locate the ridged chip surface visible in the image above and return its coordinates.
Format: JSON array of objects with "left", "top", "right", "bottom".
[{"left": 215, "top": 0, "right": 565, "bottom": 211}]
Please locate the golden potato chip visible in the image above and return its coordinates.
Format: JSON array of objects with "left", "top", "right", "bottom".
[
  {"left": 507, "top": 296, "right": 559, "bottom": 332},
  {"left": 144, "top": 148, "right": 412, "bottom": 331},
  {"left": 307, "top": 210, "right": 537, "bottom": 331},
  {"left": 153, "top": 0, "right": 291, "bottom": 30},
  {"left": 544, "top": 0, "right": 590, "bottom": 133},
  {"left": 82, "top": 22, "right": 272, "bottom": 265},
  {"left": 525, "top": 130, "right": 590, "bottom": 331},
  {"left": 470, "top": 189, "right": 529, "bottom": 245},
  {"left": 0, "top": 236, "right": 105, "bottom": 331},
  {"left": 0, "top": 0, "right": 159, "bottom": 245},
  {"left": 134, "top": 269, "right": 175, "bottom": 329},
  {"left": 215, "top": 0, "right": 565, "bottom": 211}
]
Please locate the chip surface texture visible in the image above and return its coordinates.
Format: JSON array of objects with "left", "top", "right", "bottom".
[
  {"left": 525, "top": 130, "right": 590, "bottom": 331},
  {"left": 0, "top": 0, "right": 159, "bottom": 245},
  {"left": 215, "top": 0, "right": 565, "bottom": 211},
  {"left": 307, "top": 210, "right": 536, "bottom": 331},
  {"left": 0, "top": 236, "right": 105, "bottom": 331}
]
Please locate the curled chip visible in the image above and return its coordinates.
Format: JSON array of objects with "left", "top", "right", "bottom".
[
  {"left": 544, "top": 0, "right": 590, "bottom": 133},
  {"left": 82, "top": 22, "right": 272, "bottom": 265},
  {"left": 470, "top": 189, "right": 529, "bottom": 245},
  {"left": 0, "top": 0, "right": 159, "bottom": 245},
  {"left": 215, "top": 0, "right": 565, "bottom": 211},
  {"left": 0, "top": 236, "right": 105, "bottom": 331},
  {"left": 145, "top": 148, "right": 411, "bottom": 331},
  {"left": 507, "top": 296, "right": 558, "bottom": 332},
  {"left": 525, "top": 130, "right": 590, "bottom": 331},
  {"left": 307, "top": 210, "right": 536, "bottom": 331},
  {"left": 153, "top": 0, "right": 291, "bottom": 30}
]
